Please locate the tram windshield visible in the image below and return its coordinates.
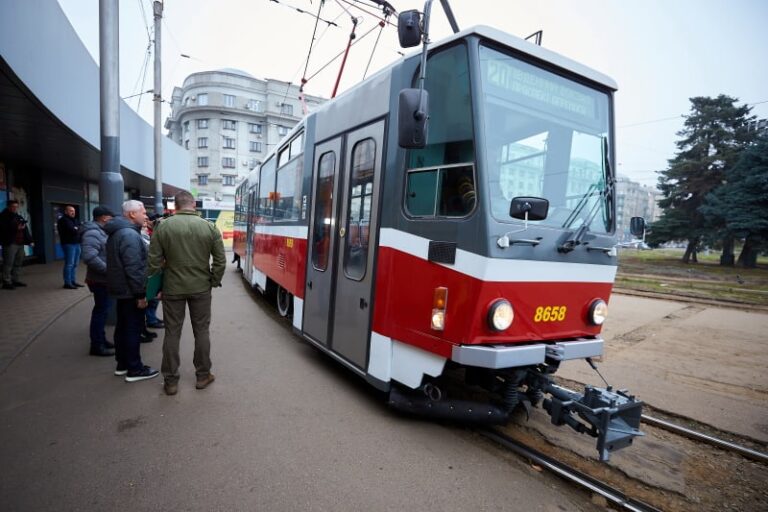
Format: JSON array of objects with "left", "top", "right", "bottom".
[{"left": 479, "top": 44, "right": 613, "bottom": 233}]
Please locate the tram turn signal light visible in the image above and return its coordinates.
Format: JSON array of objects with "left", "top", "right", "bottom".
[{"left": 431, "top": 287, "right": 448, "bottom": 331}]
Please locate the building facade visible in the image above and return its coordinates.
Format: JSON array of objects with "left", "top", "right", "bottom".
[
  {"left": 166, "top": 69, "right": 325, "bottom": 204},
  {"left": 615, "top": 175, "right": 661, "bottom": 241}
]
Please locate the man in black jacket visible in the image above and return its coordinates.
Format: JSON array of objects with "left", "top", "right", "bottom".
[
  {"left": 57, "top": 205, "right": 83, "bottom": 289},
  {"left": 0, "top": 200, "right": 33, "bottom": 290},
  {"left": 105, "top": 200, "right": 158, "bottom": 382},
  {"left": 81, "top": 206, "right": 115, "bottom": 356}
]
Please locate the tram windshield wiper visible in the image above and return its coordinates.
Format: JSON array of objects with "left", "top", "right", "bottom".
[{"left": 558, "top": 137, "right": 614, "bottom": 253}]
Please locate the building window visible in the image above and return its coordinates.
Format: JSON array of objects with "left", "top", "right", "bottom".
[
  {"left": 222, "top": 157, "right": 236, "bottom": 168},
  {"left": 197, "top": 118, "right": 208, "bottom": 129},
  {"left": 223, "top": 137, "right": 236, "bottom": 149},
  {"left": 249, "top": 141, "right": 262, "bottom": 152},
  {"left": 198, "top": 137, "right": 208, "bottom": 148},
  {"left": 223, "top": 94, "right": 235, "bottom": 107},
  {"left": 248, "top": 123, "right": 262, "bottom": 134},
  {"left": 197, "top": 156, "right": 209, "bottom": 167},
  {"left": 185, "top": 140, "right": 190, "bottom": 149},
  {"left": 247, "top": 99, "right": 261, "bottom": 111},
  {"left": 223, "top": 175, "right": 236, "bottom": 186},
  {"left": 280, "top": 103, "right": 294, "bottom": 116},
  {"left": 277, "top": 125, "right": 289, "bottom": 136},
  {"left": 184, "top": 121, "right": 190, "bottom": 133},
  {"left": 223, "top": 119, "right": 237, "bottom": 130},
  {"left": 197, "top": 93, "right": 208, "bottom": 106},
  {"left": 198, "top": 175, "right": 208, "bottom": 185}
]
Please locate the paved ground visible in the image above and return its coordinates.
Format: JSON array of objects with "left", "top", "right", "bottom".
[
  {"left": 1, "top": 260, "right": 595, "bottom": 512},
  {"left": 559, "top": 295, "right": 768, "bottom": 443}
]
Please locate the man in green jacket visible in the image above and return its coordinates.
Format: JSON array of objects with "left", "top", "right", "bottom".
[{"left": 148, "top": 190, "right": 226, "bottom": 396}]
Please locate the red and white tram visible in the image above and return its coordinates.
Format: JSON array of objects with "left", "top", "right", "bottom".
[{"left": 233, "top": 6, "right": 643, "bottom": 461}]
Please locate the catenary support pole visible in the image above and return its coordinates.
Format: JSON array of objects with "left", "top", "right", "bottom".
[
  {"left": 99, "top": 0, "right": 124, "bottom": 214},
  {"left": 153, "top": 1, "right": 164, "bottom": 215}
]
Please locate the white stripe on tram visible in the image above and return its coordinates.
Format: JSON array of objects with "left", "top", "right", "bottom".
[
  {"left": 252, "top": 225, "right": 309, "bottom": 239},
  {"left": 378, "top": 228, "right": 617, "bottom": 283}
]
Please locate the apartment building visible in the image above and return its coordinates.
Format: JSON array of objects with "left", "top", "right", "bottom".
[{"left": 166, "top": 68, "right": 325, "bottom": 204}]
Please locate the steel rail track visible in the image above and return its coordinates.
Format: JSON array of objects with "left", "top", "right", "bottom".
[
  {"left": 479, "top": 428, "right": 662, "bottom": 512},
  {"left": 641, "top": 414, "right": 768, "bottom": 464}
]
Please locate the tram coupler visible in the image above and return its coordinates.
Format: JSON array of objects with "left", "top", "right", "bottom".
[
  {"left": 388, "top": 385, "right": 509, "bottom": 425},
  {"left": 539, "top": 381, "right": 644, "bottom": 462}
]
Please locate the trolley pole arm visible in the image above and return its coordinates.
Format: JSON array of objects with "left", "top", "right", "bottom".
[
  {"left": 332, "top": 16, "right": 359, "bottom": 98},
  {"left": 438, "top": 0, "right": 460, "bottom": 33}
]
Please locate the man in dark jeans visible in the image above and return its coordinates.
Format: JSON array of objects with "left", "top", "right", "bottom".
[
  {"left": 57, "top": 205, "right": 83, "bottom": 289},
  {"left": 80, "top": 206, "right": 115, "bottom": 356},
  {"left": 105, "top": 200, "right": 158, "bottom": 382}
]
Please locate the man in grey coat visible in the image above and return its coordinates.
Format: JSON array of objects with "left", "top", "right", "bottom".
[
  {"left": 105, "top": 200, "right": 158, "bottom": 382},
  {"left": 80, "top": 206, "right": 115, "bottom": 357}
]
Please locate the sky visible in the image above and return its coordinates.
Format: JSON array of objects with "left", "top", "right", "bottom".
[{"left": 56, "top": 0, "right": 768, "bottom": 188}]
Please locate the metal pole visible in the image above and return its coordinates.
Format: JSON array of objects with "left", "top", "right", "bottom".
[
  {"left": 153, "top": 1, "right": 164, "bottom": 215},
  {"left": 99, "top": 0, "right": 124, "bottom": 215}
]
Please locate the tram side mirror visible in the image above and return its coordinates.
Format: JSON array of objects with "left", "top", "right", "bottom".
[
  {"left": 630, "top": 216, "right": 646, "bottom": 236},
  {"left": 509, "top": 197, "right": 549, "bottom": 221},
  {"left": 398, "top": 88, "right": 429, "bottom": 148},
  {"left": 398, "top": 10, "right": 423, "bottom": 48}
]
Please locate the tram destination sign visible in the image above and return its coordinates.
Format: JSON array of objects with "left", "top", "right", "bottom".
[{"left": 483, "top": 54, "right": 599, "bottom": 122}]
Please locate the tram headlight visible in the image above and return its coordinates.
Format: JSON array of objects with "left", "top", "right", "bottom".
[
  {"left": 487, "top": 299, "right": 514, "bottom": 331},
  {"left": 588, "top": 299, "right": 608, "bottom": 325}
]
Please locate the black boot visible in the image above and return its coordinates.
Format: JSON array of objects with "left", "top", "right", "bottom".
[{"left": 90, "top": 345, "right": 115, "bottom": 357}]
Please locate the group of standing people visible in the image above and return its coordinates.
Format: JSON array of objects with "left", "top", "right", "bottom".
[
  {"left": 99, "top": 191, "right": 225, "bottom": 392},
  {"left": 1, "top": 191, "right": 226, "bottom": 394}
]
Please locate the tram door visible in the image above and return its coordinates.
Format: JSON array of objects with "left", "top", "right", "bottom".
[
  {"left": 244, "top": 190, "right": 256, "bottom": 285},
  {"left": 304, "top": 120, "right": 384, "bottom": 369},
  {"left": 331, "top": 121, "right": 384, "bottom": 368},
  {"left": 303, "top": 137, "right": 343, "bottom": 346}
]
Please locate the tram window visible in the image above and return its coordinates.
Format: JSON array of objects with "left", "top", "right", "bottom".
[
  {"left": 344, "top": 138, "right": 375, "bottom": 281},
  {"left": 275, "top": 157, "right": 303, "bottom": 221},
  {"left": 408, "top": 44, "right": 475, "bottom": 170},
  {"left": 406, "top": 169, "right": 438, "bottom": 216},
  {"left": 405, "top": 164, "right": 475, "bottom": 218},
  {"left": 258, "top": 157, "right": 276, "bottom": 218},
  {"left": 290, "top": 133, "right": 304, "bottom": 158},
  {"left": 312, "top": 151, "right": 336, "bottom": 271},
  {"left": 277, "top": 147, "right": 289, "bottom": 168}
]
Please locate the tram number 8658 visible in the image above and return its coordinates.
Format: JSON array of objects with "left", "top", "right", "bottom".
[{"left": 533, "top": 305, "right": 567, "bottom": 322}]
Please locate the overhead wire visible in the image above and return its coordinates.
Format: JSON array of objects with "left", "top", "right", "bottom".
[
  {"left": 304, "top": 21, "right": 382, "bottom": 84},
  {"left": 363, "top": 15, "right": 391, "bottom": 79},
  {"left": 620, "top": 99, "right": 768, "bottom": 129},
  {"left": 340, "top": 0, "right": 397, "bottom": 27},
  {"left": 135, "top": 33, "right": 154, "bottom": 112},
  {"left": 302, "top": 0, "right": 326, "bottom": 80},
  {"left": 136, "top": 0, "right": 152, "bottom": 40},
  {"left": 268, "top": 0, "right": 339, "bottom": 28}
]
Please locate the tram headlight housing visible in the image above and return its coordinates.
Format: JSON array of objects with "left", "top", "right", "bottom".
[
  {"left": 487, "top": 299, "right": 514, "bottom": 331},
  {"left": 588, "top": 299, "right": 608, "bottom": 325}
]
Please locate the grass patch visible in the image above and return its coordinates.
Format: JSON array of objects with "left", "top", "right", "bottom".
[{"left": 616, "top": 248, "right": 768, "bottom": 306}]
